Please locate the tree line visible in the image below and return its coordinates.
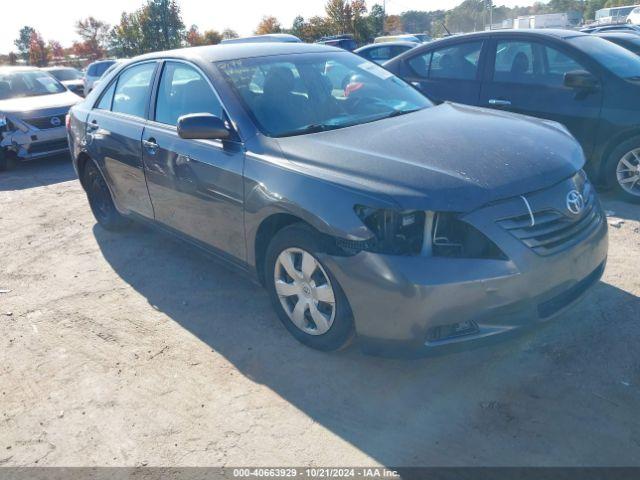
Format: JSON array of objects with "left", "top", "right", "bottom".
[{"left": 3, "top": 0, "right": 640, "bottom": 67}]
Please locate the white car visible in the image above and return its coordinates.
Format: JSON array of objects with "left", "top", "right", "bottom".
[{"left": 627, "top": 6, "right": 640, "bottom": 24}]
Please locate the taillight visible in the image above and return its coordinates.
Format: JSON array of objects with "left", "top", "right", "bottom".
[{"left": 65, "top": 114, "right": 71, "bottom": 130}]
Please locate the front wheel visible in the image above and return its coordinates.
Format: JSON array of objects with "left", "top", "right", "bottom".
[
  {"left": 83, "top": 160, "right": 130, "bottom": 230},
  {"left": 604, "top": 136, "right": 640, "bottom": 203},
  {"left": 265, "top": 224, "right": 355, "bottom": 351}
]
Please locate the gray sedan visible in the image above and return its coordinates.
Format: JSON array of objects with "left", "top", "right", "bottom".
[{"left": 67, "top": 43, "right": 608, "bottom": 355}]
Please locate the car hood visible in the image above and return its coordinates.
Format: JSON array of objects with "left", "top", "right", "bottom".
[
  {"left": 275, "top": 102, "right": 584, "bottom": 212},
  {"left": 0, "top": 90, "right": 80, "bottom": 118}
]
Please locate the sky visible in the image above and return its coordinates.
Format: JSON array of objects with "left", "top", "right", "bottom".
[{"left": 1, "top": 0, "right": 540, "bottom": 54}]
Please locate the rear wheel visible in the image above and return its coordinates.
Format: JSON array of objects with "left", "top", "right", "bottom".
[
  {"left": 604, "top": 136, "right": 640, "bottom": 203},
  {"left": 0, "top": 149, "right": 16, "bottom": 171},
  {"left": 83, "top": 160, "right": 129, "bottom": 230},
  {"left": 265, "top": 224, "right": 355, "bottom": 351}
]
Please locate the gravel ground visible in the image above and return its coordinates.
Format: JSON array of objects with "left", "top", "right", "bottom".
[{"left": 1, "top": 155, "right": 639, "bottom": 467}]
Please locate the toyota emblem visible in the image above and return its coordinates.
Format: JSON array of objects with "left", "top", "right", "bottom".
[
  {"left": 50, "top": 116, "right": 62, "bottom": 127},
  {"left": 566, "top": 190, "right": 584, "bottom": 215}
]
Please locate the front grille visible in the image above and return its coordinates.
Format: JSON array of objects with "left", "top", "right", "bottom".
[
  {"left": 24, "top": 113, "right": 67, "bottom": 130},
  {"left": 497, "top": 188, "right": 602, "bottom": 256},
  {"left": 28, "top": 139, "right": 69, "bottom": 154}
]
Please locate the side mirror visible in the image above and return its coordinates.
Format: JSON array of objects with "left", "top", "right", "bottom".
[
  {"left": 564, "top": 70, "right": 599, "bottom": 91},
  {"left": 177, "top": 113, "right": 230, "bottom": 140}
]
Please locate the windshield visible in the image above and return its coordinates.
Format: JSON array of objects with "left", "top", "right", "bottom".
[
  {"left": 48, "top": 68, "right": 83, "bottom": 81},
  {"left": 0, "top": 71, "right": 66, "bottom": 100},
  {"left": 570, "top": 35, "right": 640, "bottom": 79},
  {"left": 216, "top": 52, "right": 432, "bottom": 137}
]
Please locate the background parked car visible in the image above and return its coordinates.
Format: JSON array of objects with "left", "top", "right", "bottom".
[
  {"left": 44, "top": 67, "right": 85, "bottom": 97},
  {"left": 384, "top": 29, "right": 640, "bottom": 202},
  {"left": 594, "top": 31, "right": 640, "bottom": 55},
  {"left": 374, "top": 34, "right": 421, "bottom": 43},
  {"left": 0, "top": 66, "right": 80, "bottom": 170},
  {"left": 354, "top": 41, "right": 417, "bottom": 64},
  {"left": 221, "top": 33, "right": 302, "bottom": 44},
  {"left": 84, "top": 59, "right": 117, "bottom": 95},
  {"left": 580, "top": 23, "right": 640, "bottom": 34},
  {"left": 315, "top": 34, "right": 357, "bottom": 51}
]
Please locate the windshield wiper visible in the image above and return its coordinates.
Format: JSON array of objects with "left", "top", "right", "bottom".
[
  {"left": 384, "top": 108, "right": 422, "bottom": 119},
  {"left": 276, "top": 123, "right": 343, "bottom": 137}
]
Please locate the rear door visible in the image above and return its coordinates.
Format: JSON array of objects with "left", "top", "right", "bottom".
[
  {"left": 85, "top": 61, "right": 158, "bottom": 218},
  {"left": 141, "top": 60, "right": 246, "bottom": 261},
  {"left": 399, "top": 40, "right": 485, "bottom": 105},
  {"left": 479, "top": 37, "right": 603, "bottom": 158}
]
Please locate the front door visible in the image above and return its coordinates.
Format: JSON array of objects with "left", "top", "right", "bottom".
[
  {"left": 480, "top": 38, "right": 603, "bottom": 158},
  {"left": 142, "top": 61, "right": 246, "bottom": 261},
  {"left": 401, "top": 40, "right": 484, "bottom": 105},
  {"left": 85, "top": 61, "right": 158, "bottom": 218}
]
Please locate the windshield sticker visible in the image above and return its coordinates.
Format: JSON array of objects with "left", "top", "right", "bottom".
[{"left": 358, "top": 62, "right": 393, "bottom": 80}]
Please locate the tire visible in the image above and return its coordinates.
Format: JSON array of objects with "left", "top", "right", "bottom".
[
  {"left": 603, "top": 136, "right": 640, "bottom": 203},
  {"left": 265, "top": 223, "right": 355, "bottom": 351},
  {"left": 0, "top": 149, "right": 16, "bottom": 171},
  {"left": 83, "top": 160, "right": 130, "bottom": 230}
]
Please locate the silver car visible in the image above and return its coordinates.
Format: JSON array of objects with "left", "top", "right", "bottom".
[
  {"left": 83, "top": 59, "right": 116, "bottom": 95},
  {"left": 0, "top": 66, "right": 80, "bottom": 170},
  {"left": 44, "top": 66, "right": 85, "bottom": 97}
]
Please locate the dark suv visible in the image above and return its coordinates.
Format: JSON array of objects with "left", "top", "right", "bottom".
[
  {"left": 385, "top": 29, "right": 640, "bottom": 202},
  {"left": 67, "top": 43, "right": 607, "bottom": 355}
]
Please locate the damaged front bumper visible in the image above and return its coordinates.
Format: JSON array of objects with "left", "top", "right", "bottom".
[{"left": 1, "top": 112, "right": 70, "bottom": 161}]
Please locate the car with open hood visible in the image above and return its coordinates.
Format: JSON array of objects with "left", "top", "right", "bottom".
[
  {"left": 0, "top": 66, "right": 81, "bottom": 170},
  {"left": 67, "top": 43, "right": 608, "bottom": 355}
]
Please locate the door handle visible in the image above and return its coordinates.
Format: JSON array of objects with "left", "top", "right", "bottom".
[
  {"left": 143, "top": 138, "right": 159, "bottom": 154},
  {"left": 488, "top": 99, "right": 512, "bottom": 107},
  {"left": 87, "top": 120, "right": 99, "bottom": 131}
]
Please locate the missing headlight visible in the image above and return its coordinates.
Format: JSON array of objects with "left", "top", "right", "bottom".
[
  {"left": 432, "top": 213, "right": 506, "bottom": 260},
  {"left": 352, "top": 206, "right": 425, "bottom": 255}
]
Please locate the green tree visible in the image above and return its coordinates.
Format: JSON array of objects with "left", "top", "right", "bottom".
[
  {"left": 368, "top": 4, "right": 385, "bottom": 36},
  {"left": 109, "top": 11, "right": 144, "bottom": 57},
  {"left": 291, "top": 15, "right": 306, "bottom": 39},
  {"left": 14, "top": 26, "right": 35, "bottom": 62},
  {"left": 203, "top": 30, "right": 222, "bottom": 45},
  {"left": 138, "top": 0, "right": 185, "bottom": 52},
  {"left": 222, "top": 28, "right": 239, "bottom": 40}
]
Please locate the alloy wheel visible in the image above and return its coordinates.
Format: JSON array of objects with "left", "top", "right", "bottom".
[
  {"left": 273, "top": 247, "right": 336, "bottom": 336},
  {"left": 616, "top": 148, "right": 640, "bottom": 197}
]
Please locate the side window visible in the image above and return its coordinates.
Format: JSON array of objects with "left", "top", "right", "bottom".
[
  {"left": 112, "top": 62, "right": 156, "bottom": 118},
  {"left": 544, "top": 45, "right": 585, "bottom": 86},
  {"left": 368, "top": 46, "right": 392, "bottom": 62},
  {"left": 407, "top": 51, "right": 432, "bottom": 78},
  {"left": 494, "top": 40, "right": 587, "bottom": 87},
  {"left": 430, "top": 42, "right": 482, "bottom": 80},
  {"left": 155, "top": 62, "right": 223, "bottom": 126},
  {"left": 96, "top": 81, "right": 116, "bottom": 110},
  {"left": 494, "top": 41, "right": 535, "bottom": 83}
]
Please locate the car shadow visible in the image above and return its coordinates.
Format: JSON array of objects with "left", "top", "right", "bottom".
[
  {"left": 93, "top": 223, "right": 640, "bottom": 466},
  {"left": 599, "top": 192, "right": 640, "bottom": 223},
  {"left": 0, "top": 154, "right": 76, "bottom": 191}
]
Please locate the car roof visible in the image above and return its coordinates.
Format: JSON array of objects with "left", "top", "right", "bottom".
[
  {"left": 43, "top": 66, "right": 77, "bottom": 70},
  {"left": 132, "top": 42, "right": 342, "bottom": 63},
  {"left": 355, "top": 41, "right": 418, "bottom": 52},
  {"left": 0, "top": 66, "right": 40, "bottom": 74},
  {"left": 433, "top": 29, "right": 587, "bottom": 42},
  {"left": 593, "top": 31, "right": 640, "bottom": 39}
]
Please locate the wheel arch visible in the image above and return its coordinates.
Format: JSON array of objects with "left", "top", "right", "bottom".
[
  {"left": 596, "top": 127, "right": 640, "bottom": 183},
  {"left": 253, "top": 213, "right": 315, "bottom": 285}
]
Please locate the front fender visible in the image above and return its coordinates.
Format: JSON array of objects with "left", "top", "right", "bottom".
[{"left": 243, "top": 152, "right": 399, "bottom": 269}]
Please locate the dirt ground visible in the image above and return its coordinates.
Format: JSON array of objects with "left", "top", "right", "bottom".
[{"left": 1, "top": 155, "right": 639, "bottom": 467}]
